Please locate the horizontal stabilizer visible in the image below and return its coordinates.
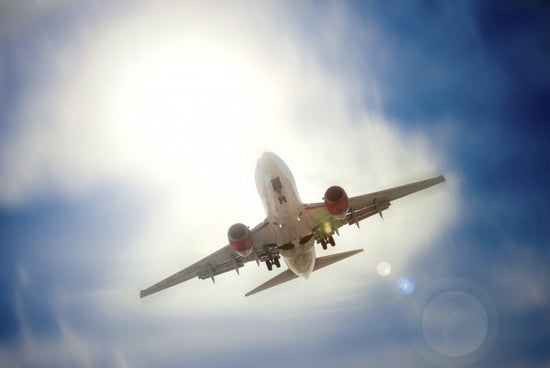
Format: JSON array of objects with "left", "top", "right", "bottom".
[
  {"left": 245, "top": 269, "right": 298, "bottom": 297},
  {"left": 245, "top": 249, "right": 364, "bottom": 297},
  {"left": 312, "top": 249, "right": 364, "bottom": 272}
]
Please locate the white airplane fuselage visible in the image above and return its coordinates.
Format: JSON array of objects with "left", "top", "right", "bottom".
[{"left": 255, "top": 152, "right": 316, "bottom": 277}]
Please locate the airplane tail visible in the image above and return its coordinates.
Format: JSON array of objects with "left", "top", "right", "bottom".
[{"left": 245, "top": 249, "right": 364, "bottom": 297}]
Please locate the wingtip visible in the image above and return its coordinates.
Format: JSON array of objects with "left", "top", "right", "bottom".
[{"left": 433, "top": 174, "right": 446, "bottom": 183}]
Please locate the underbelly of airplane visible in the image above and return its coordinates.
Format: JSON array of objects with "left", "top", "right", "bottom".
[
  {"left": 269, "top": 200, "right": 315, "bottom": 277},
  {"left": 281, "top": 240, "right": 316, "bottom": 277}
]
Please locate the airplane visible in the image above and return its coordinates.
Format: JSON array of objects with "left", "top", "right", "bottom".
[{"left": 140, "top": 152, "right": 445, "bottom": 298}]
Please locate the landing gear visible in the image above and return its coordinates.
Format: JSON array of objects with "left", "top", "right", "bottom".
[
  {"left": 319, "top": 236, "right": 335, "bottom": 250},
  {"left": 265, "top": 257, "right": 281, "bottom": 271}
]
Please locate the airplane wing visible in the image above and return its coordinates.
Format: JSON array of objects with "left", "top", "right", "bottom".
[
  {"left": 306, "top": 175, "right": 446, "bottom": 241},
  {"left": 140, "top": 221, "right": 278, "bottom": 298}
]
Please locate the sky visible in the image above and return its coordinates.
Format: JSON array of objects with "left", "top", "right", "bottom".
[{"left": 0, "top": 1, "right": 549, "bottom": 367}]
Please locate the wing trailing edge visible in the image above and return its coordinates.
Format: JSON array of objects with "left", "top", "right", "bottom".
[{"left": 245, "top": 249, "right": 364, "bottom": 297}]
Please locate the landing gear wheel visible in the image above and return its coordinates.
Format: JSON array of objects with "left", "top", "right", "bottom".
[
  {"left": 320, "top": 239, "right": 327, "bottom": 250},
  {"left": 328, "top": 236, "right": 335, "bottom": 247},
  {"left": 266, "top": 260, "right": 273, "bottom": 271},
  {"left": 274, "top": 257, "right": 281, "bottom": 268}
]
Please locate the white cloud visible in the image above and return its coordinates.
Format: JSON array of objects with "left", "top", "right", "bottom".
[
  {"left": 486, "top": 243, "right": 550, "bottom": 312},
  {"left": 0, "top": 1, "right": 71, "bottom": 42}
]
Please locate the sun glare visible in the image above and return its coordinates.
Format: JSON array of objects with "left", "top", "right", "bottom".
[{"left": 107, "top": 31, "right": 265, "bottom": 174}]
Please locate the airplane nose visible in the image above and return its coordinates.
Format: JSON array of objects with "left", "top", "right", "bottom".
[
  {"left": 258, "top": 152, "right": 275, "bottom": 163},
  {"left": 257, "top": 152, "right": 277, "bottom": 171}
]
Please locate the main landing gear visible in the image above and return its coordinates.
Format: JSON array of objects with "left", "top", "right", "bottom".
[
  {"left": 319, "top": 236, "right": 336, "bottom": 250},
  {"left": 265, "top": 257, "right": 281, "bottom": 271}
]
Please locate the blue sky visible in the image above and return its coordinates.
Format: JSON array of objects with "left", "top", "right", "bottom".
[{"left": 1, "top": 1, "right": 549, "bottom": 367}]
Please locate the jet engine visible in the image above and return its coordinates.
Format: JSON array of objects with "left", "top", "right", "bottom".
[
  {"left": 228, "top": 223, "right": 254, "bottom": 257},
  {"left": 324, "top": 185, "right": 349, "bottom": 220}
]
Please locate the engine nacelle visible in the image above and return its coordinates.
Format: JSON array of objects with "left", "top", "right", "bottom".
[
  {"left": 324, "top": 185, "right": 349, "bottom": 220},
  {"left": 228, "top": 223, "right": 254, "bottom": 257}
]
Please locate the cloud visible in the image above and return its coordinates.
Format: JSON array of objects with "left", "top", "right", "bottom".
[
  {"left": 0, "top": 1, "right": 71, "bottom": 42},
  {"left": 486, "top": 243, "right": 550, "bottom": 313},
  {"left": 0, "top": 1, "right": 460, "bottom": 366}
]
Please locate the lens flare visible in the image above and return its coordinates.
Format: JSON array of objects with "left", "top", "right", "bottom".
[
  {"left": 397, "top": 276, "right": 415, "bottom": 295},
  {"left": 408, "top": 278, "right": 498, "bottom": 367},
  {"left": 422, "top": 291, "right": 488, "bottom": 358},
  {"left": 376, "top": 261, "right": 392, "bottom": 276}
]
